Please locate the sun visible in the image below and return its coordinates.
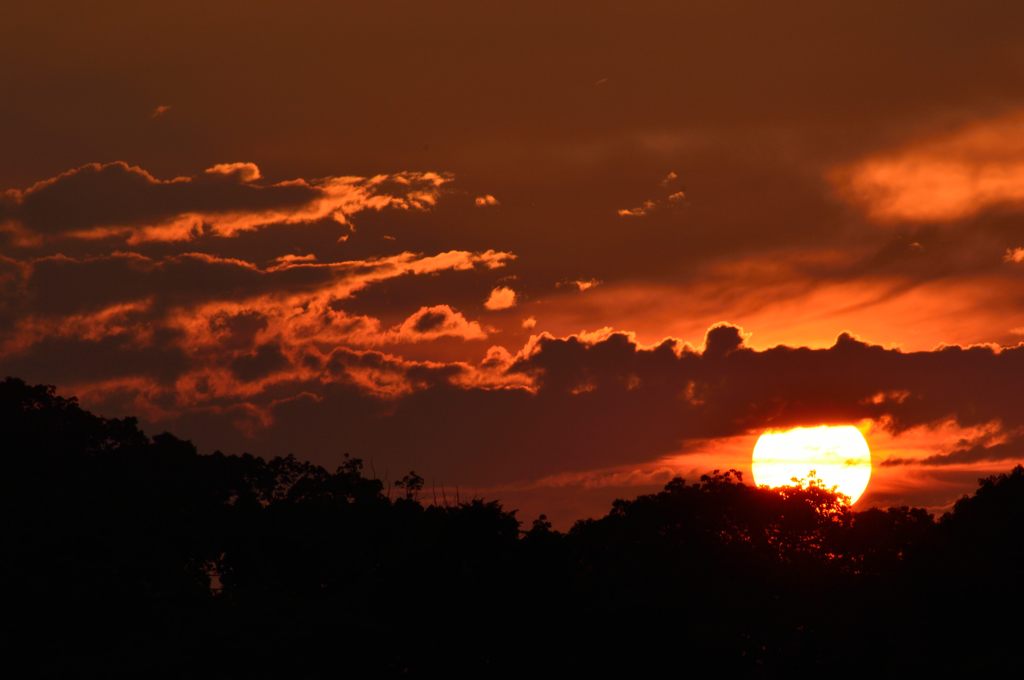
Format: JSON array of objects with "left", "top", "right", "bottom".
[{"left": 751, "top": 425, "right": 872, "bottom": 504}]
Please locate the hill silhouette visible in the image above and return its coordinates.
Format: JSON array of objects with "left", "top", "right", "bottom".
[{"left": 4, "top": 376, "right": 1023, "bottom": 676}]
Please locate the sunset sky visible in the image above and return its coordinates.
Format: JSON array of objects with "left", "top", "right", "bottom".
[{"left": 4, "top": 1, "right": 1024, "bottom": 525}]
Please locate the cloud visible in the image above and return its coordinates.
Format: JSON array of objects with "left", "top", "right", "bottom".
[
  {"left": 13, "top": 248, "right": 514, "bottom": 318},
  {"left": 1005, "top": 247, "right": 1024, "bottom": 264},
  {"left": 392, "top": 305, "right": 486, "bottom": 342},
  {"left": 230, "top": 341, "right": 290, "bottom": 382},
  {"left": 617, "top": 171, "right": 688, "bottom": 217},
  {"left": 474, "top": 194, "right": 500, "bottom": 207},
  {"left": 702, "top": 323, "right": 747, "bottom": 358},
  {"left": 484, "top": 286, "right": 516, "bottom": 310},
  {"left": 617, "top": 200, "right": 656, "bottom": 218},
  {"left": 834, "top": 111, "right": 1024, "bottom": 222},
  {"left": 0, "top": 161, "right": 450, "bottom": 243},
  {"left": 206, "top": 162, "right": 262, "bottom": 182},
  {"left": 15, "top": 319, "right": 1024, "bottom": 498},
  {"left": 0, "top": 246, "right": 514, "bottom": 395},
  {"left": 883, "top": 429, "right": 1024, "bottom": 467},
  {"left": 557, "top": 279, "right": 600, "bottom": 292},
  {"left": 182, "top": 325, "right": 1024, "bottom": 486}
]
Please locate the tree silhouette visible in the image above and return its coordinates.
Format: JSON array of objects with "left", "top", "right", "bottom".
[{"left": 3, "top": 375, "right": 1024, "bottom": 676}]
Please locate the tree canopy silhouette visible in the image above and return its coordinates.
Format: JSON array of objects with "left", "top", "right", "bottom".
[{"left": 3, "top": 376, "right": 1022, "bottom": 677}]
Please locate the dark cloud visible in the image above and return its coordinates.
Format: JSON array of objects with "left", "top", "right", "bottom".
[
  {"left": 0, "top": 330, "right": 190, "bottom": 386},
  {"left": 24, "top": 252, "right": 275, "bottom": 316},
  {"left": 413, "top": 310, "right": 448, "bottom": 333},
  {"left": 31, "top": 325, "right": 1015, "bottom": 491},
  {"left": 703, "top": 324, "right": 746, "bottom": 358},
  {"left": 0, "top": 162, "right": 449, "bottom": 245},
  {"left": 6, "top": 248, "right": 511, "bottom": 330},
  {"left": 1, "top": 161, "right": 317, "bottom": 236},
  {"left": 230, "top": 342, "right": 290, "bottom": 382},
  {"left": 209, "top": 310, "right": 270, "bottom": 351},
  {"left": 884, "top": 433, "right": 1024, "bottom": 467}
]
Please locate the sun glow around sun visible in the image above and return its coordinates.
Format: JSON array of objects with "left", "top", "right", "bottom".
[{"left": 751, "top": 425, "right": 872, "bottom": 504}]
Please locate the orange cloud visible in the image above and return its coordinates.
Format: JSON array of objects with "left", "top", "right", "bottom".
[
  {"left": 556, "top": 278, "right": 600, "bottom": 292},
  {"left": 391, "top": 305, "right": 487, "bottom": 342},
  {"left": 0, "top": 247, "right": 515, "bottom": 405},
  {"left": 484, "top": 286, "right": 516, "bottom": 310},
  {"left": 0, "top": 161, "right": 451, "bottom": 243},
  {"left": 834, "top": 111, "right": 1024, "bottom": 221},
  {"left": 617, "top": 171, "right": 687, "bottom": 217},
  {"left": 1005, "top": 247, "right": 1024, "bottom": 264},
  {"left": 205, "top": 162, "right": 261, "bottom": 182},
  {"left": 161, "top": 250, "right": 509, "bottom": 350},
  {"left": 617, "top": 200, "right": 655, "bottom": 217},
  {"left": 1, "top": 298, "right": 154, "bottom": 355}
]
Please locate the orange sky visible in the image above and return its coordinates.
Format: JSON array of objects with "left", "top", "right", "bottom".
[{"left": 3, "top": 1, "right": 1024, "bottom": 526}]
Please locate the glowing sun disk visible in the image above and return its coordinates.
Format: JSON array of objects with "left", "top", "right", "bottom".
[{"left": 751, "top": 425, "right": 872, "bottom": 504}]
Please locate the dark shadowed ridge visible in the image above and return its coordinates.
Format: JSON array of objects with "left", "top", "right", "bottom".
[{"left": 4, "top": 376, "right": 1023, "bottom": 677}]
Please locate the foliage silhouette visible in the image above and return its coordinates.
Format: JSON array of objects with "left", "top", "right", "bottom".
[{"left": 3, "top": 377, "right": 1023, "bottom": 676}]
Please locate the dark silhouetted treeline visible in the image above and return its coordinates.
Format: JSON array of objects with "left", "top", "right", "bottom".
[{"left": 4, "top": 377, "right": 1023, "bottom": 677}]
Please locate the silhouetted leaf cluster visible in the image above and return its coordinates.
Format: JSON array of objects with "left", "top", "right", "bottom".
[{"left": 3, "top": 377, "right": 1022, "bottom": 677}]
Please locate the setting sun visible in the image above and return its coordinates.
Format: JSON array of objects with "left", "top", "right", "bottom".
[{"left": 751, "top": 425, "right": 872, "bottom": 503}]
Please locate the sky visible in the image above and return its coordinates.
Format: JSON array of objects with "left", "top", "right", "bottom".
[{"left": 3, "top": 1, "right": 1024, "bottom": 525}]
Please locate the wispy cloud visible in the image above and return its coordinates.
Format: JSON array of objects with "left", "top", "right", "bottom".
[
  {"left": 0, "top": 161, "right": 451, "bottom": 244},
  {"left": 834, "top": 111, "right": 1024, "bottom": 222}
]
